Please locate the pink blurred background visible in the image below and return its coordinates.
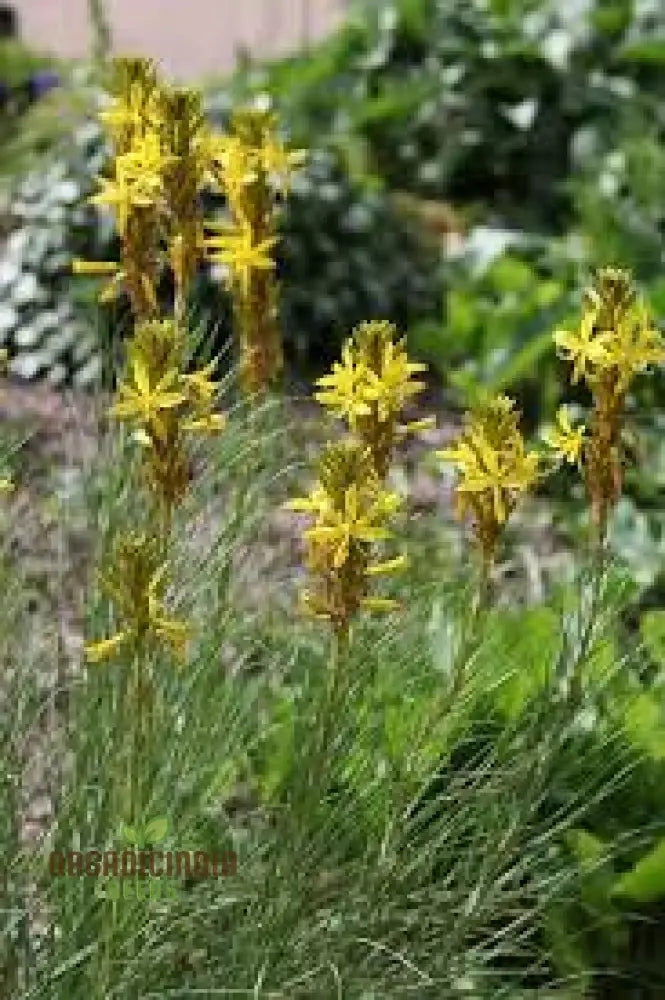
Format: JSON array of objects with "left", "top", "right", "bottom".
[{"left": 11, "top": 0, "right": 347, "bottom": 79}]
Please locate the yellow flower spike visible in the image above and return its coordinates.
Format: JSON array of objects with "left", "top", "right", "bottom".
[
  {"left": 289, "top": 440, "right": 404, "bottom": 633},
  {"left": 80, "top": 104, "right": 165, "bottom": 321},
  {"left": 101, "top": 56, "right": 159, "bottom": 155},
  {"left": 604, "top": 300, "right": 665, "bottom": 393},
  {"left": 438, "top": 396, "right": 539, "bottom": 564},
  {"left": 90, "top": 149, "right": 163, "bottom": 240},
  {"left": 86, "top": 534, "right": 189, "bottom": 664},
  {"left": 206, "top": 107, "right": 303, "bottom": 394},
  {"left": 315, "top": 320, "right": 430, "bottom": 479},
  {"left": 315, "top": 343, "right": 373, "bottom": 423},
  {"left": 543, "top": 406, "right": 586, "bottom": 466},
  {"left": 149, "top": 84, "right": 212, "bottom": 304},
  {"left": 554, "top": 267, "right": 665, "bottom": 542},
  {"left": 555, "top": 267, "right": 665, "bottom": 394},
  {"left": 108, "top": 320, "right": 226, "bottom": 514}
]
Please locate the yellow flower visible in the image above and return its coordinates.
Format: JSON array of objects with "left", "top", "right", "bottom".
[
  {"left": 554, "top": 310, "right": 608, "bottom": 386},
  {"left": 0, "top": 478, "right": 12, "bottom": 494},
  {"left": 314, "top": 342, "right": 373, "bottom": 423},
  {"left": 438, "top": 396, "right": 538, "bottom": 561},
  {"left": 316, "top": 322, "right": 426, "bottom": 428},
  {"left": 602, "top": 300, "right": 665, "bottom": 393},
  {"left": 443, "top": 429, "right": 538, "bottom": 524},
  {"left": 111, "top": 357, "right": 186, "bottom": 431},
  {"left": 91, "top": 139, "right": 164, "bottom": 238},
  {"left": 553, "top": 268, "right": 665, "bottom": 541},
  {"left": 367, "top": 335, "right": 427, "bottom": 423},
  {"left": 288, "top": 441, "right": 405, "bottom": 628},
  {"left": 205, "top": 106, "right": 302, "bottom": 395},
  {"left": 206, "top": 134, "right": 257, "bottom": 210},
  {"left": 543, "top": 406, "right": 586, "bottom": 465},
  {"left": 100, "top": 56, "right": 158, "bottom": 154},
  {"left": 86, "top": 534, "right": 189, "bottom": 664},
  {"left": 206, "top": 222, "right": 277, "bottom": 295},
  {"left": 555, "top": 268, "right": 665, "bottom": 395},
  {"left": 315, "top": 320, "right": 430, "bottom": 478},
  {"left": 304, "top": 482, "right": 397, "bottom": 569}
]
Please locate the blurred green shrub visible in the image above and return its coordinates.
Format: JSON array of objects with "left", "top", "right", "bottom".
[
  {"left": 0, "top": 39, "right": 51, "bottom": 91},
  {"left": 275, "top": 146, "right": 442, "bottom": 369},
  {"left": 409, "top": 235, "right": 578, "bottom": 421},
  {"left": 228, "top": 0, "right": 665, "bottom": 231},
  {"left": 0, "top": 40, "right": 58, "bottom": 180}
]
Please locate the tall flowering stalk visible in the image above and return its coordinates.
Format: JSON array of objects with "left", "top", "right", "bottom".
[
  {"left": 109, "top": 318, "right": 224, "bottom": 537},
  {"left": 99, "top": 56, "right": 158, "bottom": 157},
  {"left": 549, "top": 267, "right": 665, "bottom": 548},
  {"left": 72, "top": 59, "right": 229, "bottom": 849},
  {"left": 85, "top": 533, "right": 189, "bottom": 666},
  {"left": 430, "top": 395, "right": 538, "bottom": 705},
  {"left": 74, "top": 58, "right": 164, "bottom": 321},
  {"left": 288, "top": 440, "right": 405, "bottom": 642},
  {"left": 314, "top": 319, "right": 433, "bottom": 479},
  {"left": 438, "top": 395, "right": 539, "bottom": 580},
  {"left": 76, "top": 57, "right": 227, "bottom": 609},
  {"left": 206, "top": 108, "right": 305, "bottom": 394},
  {"left": 288, "top": 440, "right": 405, "bottom": 782},
  {"left": 150, "top": 86, "right": 210, "bottom": 323},
  {"left": 289, "top": 319, "right": 429, "bottom": 644},
  {"left": 287, "top": 322, "right": 427, "bottom": 772}
]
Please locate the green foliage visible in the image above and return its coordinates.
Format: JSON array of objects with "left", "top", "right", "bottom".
[
  {"left": 0, "top": 42, "right": 60, "bottom": 185},
  {"left": 227, "top": 0, "right": 665, "bottom": 230},
  {"left": 410, "top": 241, "right": 571, "bottom": 419},
  {"left": 0, "top": 40, "right": 51, "bottom": 90},
  {"left": 276, "top": 147, "right": 441, "bottom": 368},
  {"left": 614, "top": 838, "right": 665, "bottom": 903}
]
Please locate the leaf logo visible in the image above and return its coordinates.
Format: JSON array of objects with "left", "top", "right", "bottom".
[{"left": 120, "top": 816, "right": 169, "bottom": 848}]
